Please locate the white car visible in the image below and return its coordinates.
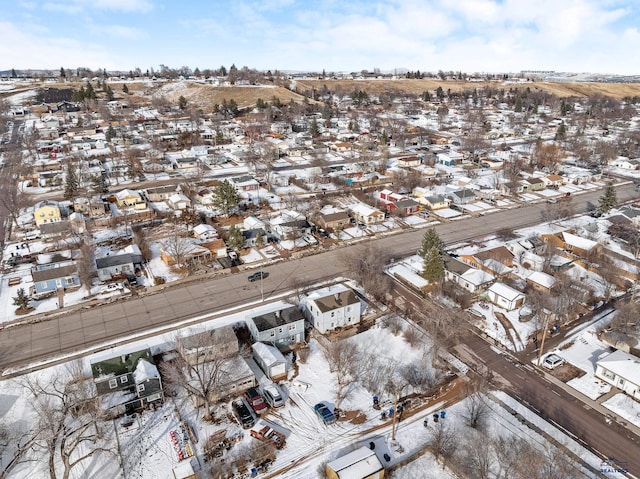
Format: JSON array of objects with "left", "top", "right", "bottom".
[
  {"left": 542, "top": 353, "right": 564, "bottom": 370},
  {"left": 303, "top": 234, "right": 318, "bottom": 246},
  {"left": 262, "top": 384, "right": 285, "bottom": 408}
]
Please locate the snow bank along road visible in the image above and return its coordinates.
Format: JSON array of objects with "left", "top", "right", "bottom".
[{"left": 0, "top": 183, "right": 637, "bottom": 378}]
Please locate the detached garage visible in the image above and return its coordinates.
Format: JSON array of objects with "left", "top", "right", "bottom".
[{"left": 252, "top": 342, "right": 287, "bottom": 381}]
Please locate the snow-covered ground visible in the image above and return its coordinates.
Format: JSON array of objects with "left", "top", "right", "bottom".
[{"left": 603, "top": 394, "right": 640, "bottom": 429}]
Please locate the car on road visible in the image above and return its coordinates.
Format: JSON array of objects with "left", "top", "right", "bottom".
[
  {"left": 248, "top": 271, "right": 268, "bottom": 282},
  {"left": 314, "top": 403, "right": 337, "bottom": 425},
  {"left": 262, "top": 384, "right": 285, "bottom": 408},
  {"left": 232, "top": 399, "right": 255, "bottom": 428},
  {"left": 244, "top": 387, "right": 267, "bottom": 415},
  {"left": 542, "top": 353, "right": 565, "bottom": 370}
]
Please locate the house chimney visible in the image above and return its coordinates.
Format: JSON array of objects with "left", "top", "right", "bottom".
[{"left": 334, "top": 293, "right": 340, "bottom": 304}]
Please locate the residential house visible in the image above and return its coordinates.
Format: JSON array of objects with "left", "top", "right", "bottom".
[
  {"left": 68, "top": 212, "right": 86, "bottom": 234},
  {"left": 460, "top": 246, "right": 515, "bottom": 279},
  {"left": 541, "top": 231, "right": 600, "bottom": 258},
  {"left": 252, "top": 342, "right": 287, "bottom": 381},
  {"left": 193, "top": 224, "right": 218, "bottom": 241},
  {"left": 437, "top": 153, "right": 456, "bottom": 167},
  {"left": 485, "top": 282, "right": 525, "bottom": 311},
  {"left": 73, "top": 197, "right": 106, "bottom": 217},
  {"left": 31, "top": 262, "right": 80, "bottom": 297},
  {"left": 230, "top": 175, "right": 260, "bottom": 192},
  {"left": 269, "top": 211, "right": 312, "bottom": 240},
  {"left": 202, "top": 239, "right": 229, "bottom": 259},
  {"left": 33, "top": 200, "right": 62, "bottom": 227},
  {"left": 145, "top": 185, "right": 177, "bottom": 202},
  {"left": 303, "top": 284, "right": 361, "bottom": 334},
  {"left": 443, "top": 255, "right": 494, "bottom": 293},
  {"left": 318, "top": 211, "right": 350, "bottom": 231},
  {"left": 245, "top": 302, "right": 306, "bottom": 350},
  {"left": 448, "top": 189, "right": 476, "bottom": 205},
  {"left": 521, "top": 177, "right": 546, "bottom": 192},
  {"left": 326, "top": 447, "right": 384, "bottom": 479},
  {"left": 526, "top": 271, "right": 556, "bottom": 292},
  {"left": 350, "top": 203, "right": 385, "bottom": 225},
  {"left": 167, "top": 193, "right": 191, "bottom": 211},
  {"left": 161, "top": 241, "right": 212, "bottom": 266},
  {"left": 417, "top": 194, "right": 449, "bottom": 210},
  {"left": 178, "top": 327, "right": 256, "bottom": 403},
  {"left": 90, "top": 347, "right": 164, "bottom": 416},
  {"left": 114, "top": 189, "right": 146, "bottom": 209},
  {"left": 378, "top": 190, "right": 419, "bottom": 215},
  {"left": 396, "top": 155, "right": 421, "bottom": 168},
  {"left": 545, "top": 174, "right": 565, "bottom": 188},
  {"left": 95, "top": 246, "right": 144, "bottom": 281},
  {"left": 608, "top": 157, "right": 637, "bottom": 170},
  {"left": 178, "top": 325, "right": 238, "bottom": 365},
  {"left": 595, "top": 350, "right": 640, "bottom": 400}
]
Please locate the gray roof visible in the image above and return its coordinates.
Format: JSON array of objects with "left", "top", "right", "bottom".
[
  {"left": 312, "top": 289, "right": 359, "bottom": 313},
  {"left": 96, "top": 253, "right": 144, "bottom": 269},
  {"left": 251, "top": 306, "right": 304, "bottom": 332},
  {"left": 32, "top": 263, "right": 77, "bottom": 282},
  {"left": 443, "top": 255, "right": 473, "bottom": 275}
]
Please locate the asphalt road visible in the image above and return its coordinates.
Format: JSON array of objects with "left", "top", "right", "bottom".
[
  {"left": 390, "top": 278, "right": 639, "bottom": 478},
  {"left": 0, "top": 182, "right": 638, "bottom": 376}
]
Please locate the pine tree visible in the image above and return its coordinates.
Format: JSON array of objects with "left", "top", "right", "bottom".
[
  {"left": 84, "top": 81, "right": 96, "bottom": 100},
  {"left": 514, "top": 97, "right": 523, "bottom": 113},
  {"left": 122, "top": 84, "right": 129, "bottom": 94},
  {"left": 309, "top": 117, "right": 320, "bottom": 137},
  {"left": 178, "top": 95, "right": 187, "bottom": 110},
  {"left": 13, "top": 288, "right": 30, "bottom": 310},
  {"left": 60, "top": 67, "right": 66, "bottom": 79},
  {"left": 555, "top": 121, "right": 567, "bottom": 140},
  {"left": 255, "top": 230, "right": 264, "bottom": 247},
  {"left": 105, "top": 85, "right": 114, "bottom": 101},
  {"left": 422, "top": 90, "right": 431, "bottom": 102},
  {"left": 597, "top": 182, "right": 617, "bottom": 215},
  {"left": 418, "top": 228, "right": 444, "bottom": 282},
  {"left": 105, "top": 125, "right": 116, "bottom": 142},
  {"left": 212, "top": 180, "right": 240, "bottom": 216},
  {"left": 227, "top": 225, "right": 245, "bottom": 250},
  {"left": 11, "top": 68, "right": 17, "bottom": 78},
  {"left": 64, "top": 164, "right": 80, "bottom": 200}
]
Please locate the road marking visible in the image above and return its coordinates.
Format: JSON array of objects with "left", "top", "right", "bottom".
[{"left": 551, "top": 390, "right": 561, "bottom": 397}]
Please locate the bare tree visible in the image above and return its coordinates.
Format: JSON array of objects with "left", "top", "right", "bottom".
[
  {"left": 430, "top": 421, "right": 457, "bottom": 467},
  {"left": 160, "top": 332, "right": 241, "bottom": 420},
  {"left": 459, "top": 429, "right": 493, "bottom": 479},
  {"left": 341, "top": 244, "right": 392, "bottom": 301},
  {"left": 319, "top": 339, "right": 359, "bottom": 408},
  {"left": 161, "top": 229, "right": 192, "bottom": 269},
  {"left": 462, "top": 378, "right": 490, "bottom": 430},
  {"left": 0, "top": 414, "right": 41, "bottom": 479},
  {"left": 22, "top": 362, "right": 114, "bottom": 479}
]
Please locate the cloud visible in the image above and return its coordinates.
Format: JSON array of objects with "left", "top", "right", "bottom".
[
  {"left": 42, "top": 0, "right": 153, "bottom": 14},
  {"left": 92, "top": 25, "right": 147, "bottom": 40}
]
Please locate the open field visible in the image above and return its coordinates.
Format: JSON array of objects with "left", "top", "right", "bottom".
[{"left": 295, "top": 78, "right": 640, "bottom": 99}]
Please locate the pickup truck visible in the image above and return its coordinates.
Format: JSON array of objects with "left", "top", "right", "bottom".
[{"left": 250, "top": 425, "right": 286, "bottom": 449}]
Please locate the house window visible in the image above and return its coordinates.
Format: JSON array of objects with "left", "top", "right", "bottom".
[
  {"left": 65, "top": 278, "right": 74, "bottom": 286},
  {"left": 289, "top": 336, "right": 295, "bottom": 342},
  {"left": 270, "top": 331, "right": 275, "bottom": 337},
  {"left": 108, "top": 379, "right": 117, "bottom": 389},
  {"left": 278, "top": 327, "right": 283, "bottom": 333},
  {"left": 120, "top": 376, "right": 128, "bottom": 384},
  {"left": 346, "top": 306, "right": 350, "bottom": 312},
  {"left": 137, "top": 384, "right": 145, "bottom": 393},
  {"left": 331, "top": 312, "right": 335, "bottom": 317},
  {"left": 288, "top": 324, "right": 296, "bottom": 331}
]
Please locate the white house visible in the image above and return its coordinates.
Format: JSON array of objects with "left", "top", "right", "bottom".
[
  {"left": 350, "top": 203, "right": 385, "bottom": 225},
  {"left": 303, "top": 284, "right": 361, "bottom": 334},
  {"left": 193, "top": 223, "right": 218, "bottom": 241},
  {"left": 167, "top": 193, "right": 191, "bottom": 210},
  {"left": 485, "top": 282, "right": 525, "bottom": 311},
  {"left": 595, "top": 350, "right": 640, "bottom": 400}
]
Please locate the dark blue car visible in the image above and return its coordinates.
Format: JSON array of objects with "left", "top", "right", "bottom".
[{"left": 314, "top": 403, "right": 337, "bottom": 425}]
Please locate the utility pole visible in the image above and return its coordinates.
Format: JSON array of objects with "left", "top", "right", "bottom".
[{"left": 536, "top": 312, "right": 552, "bottom": 367}]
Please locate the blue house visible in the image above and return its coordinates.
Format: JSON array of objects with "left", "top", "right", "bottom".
[{"left": 31, "top": 262, "right": 80, "bottom": 297}]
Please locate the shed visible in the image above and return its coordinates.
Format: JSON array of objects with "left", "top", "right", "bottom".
[{"left": 252, "top": 342, "right": 287, "bottom": 380}]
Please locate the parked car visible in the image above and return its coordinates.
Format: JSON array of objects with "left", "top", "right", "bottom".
[
  {"left": 546, "top": 198, "right": 557, "bottom": 204},
  {"left": 126, "top": 274, "right": 138, "bottom": 286},
  {"left": 317, "top": 228, "right": 330, "bottom": 238},
  {"left": 314, "top": 403, "right": 337, "bottom": 425},
  {"left": 303, "top": 234, "right": 318, "bottom": 245},
  {"left": 248, "top": 271, "right": 268, "bottom": 282},
  {"left": 542, "top": 353, "right": 565, "bottom": 370},
  {"left": 263, "top": 384, "right": 285, "bottom": 408},
  {"left": 232, "top": 399, "right": 255, "bottom": 429},
  {"left": 244, "top": 387, "right": 267, "bottom": 415}
]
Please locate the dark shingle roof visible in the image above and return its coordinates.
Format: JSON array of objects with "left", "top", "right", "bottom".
[
  {"left": 251, "top": 306, "right": 304, "bottom": 332},
  {"left": 96, "top": 253, "right": 143, "bottom": 269},
  {"left": 32, "top": 263, "right": 77, "bottom": 282}
]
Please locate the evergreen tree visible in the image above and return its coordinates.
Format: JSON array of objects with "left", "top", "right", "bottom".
[
  {"left": 84, "top": 81, "right": 96, "bottom": 100},
  {"left": 255, "top": 230, "right": 264, "bottom": 247},
  {"left": 105, "top": 85, "right": 114, "bottom": 101},
  {"left": 122, "top": 83, "right": 129, "bottom": 94},
  {"left": 64, "top": 164, "right": 80, "bottom": 200},
  {"left": 436, "top": 86, "right": 445, "bottom": 100},
  {"left": 418, "top": 228, "right": 444, "bottom": 282},
  {"left": 105, "top": 125, "right": 116, "bottom": 142},
  {"left": 597, "top": 182, "right": 617, "bottom": 215},
  {"left": 309, "top": 117, "right": 320, "bottom": 137},
  {"left": 11, "top": 68, "right": 17, "bottom": 78},
  {"left": 514, "top": 97, "right": 523, "bottom": 113},
  {"left": 212, "top": 180, "right": 239, "bottom": 216},
  {"left": 178, "top": 95, "right": 187, "bottom": 110},
  {"left": 227, "top": 225, "right": 245, "bottom": 250},
  {"left": 560, "top": 100, "right": 567, "bottom": 116},
  {"left": 13, "top": 288, "right": 30, "bottom": 310},
  {"left": 555, "top": 121, "right": 567, "bottom": 140},
  {"left": 91, "top": 174, "right": 109, "bottom": 194},
  {"left": 256, "top": 98, "right": 267, "bottom": 109},
  {"left": 380, "top": 130, "right": 389, "bottom": 145},
  {"left": 421, "top": 90, "right": 431, "bottom": 102},
  {"left": 60, "top": 67, "right": 66, "bottom": 79}
]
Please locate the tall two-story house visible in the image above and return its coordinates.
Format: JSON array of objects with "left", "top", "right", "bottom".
[
  {"left": 303, "top": 284, "right": 361, "bottom": 334},
  {"left": 245, "top": 302, "right": 305, "bottom": 350}
]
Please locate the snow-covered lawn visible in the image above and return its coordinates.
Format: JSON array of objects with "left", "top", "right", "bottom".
[
  {"left": 602, "top": 394, "right": 640, "bottom": 429},
  {"left": 241, "top": 248, "right": 263, "bottom": 264}
]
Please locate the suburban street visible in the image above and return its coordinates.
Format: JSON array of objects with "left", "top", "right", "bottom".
[{"left": 0, "top": 182, "right": 638, "bottom": 376}]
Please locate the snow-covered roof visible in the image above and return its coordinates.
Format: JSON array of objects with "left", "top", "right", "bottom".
[
  {"left": 327, "top": 446, "right": 383, "bottom": 478},
  {"left": 562, "top": 232, "right": 598, "bottom": 252},
  {"left": 133, "top": 359, "right": 159, "bottom": 383},
  {"left": 252, "top": 342, "right": 286, "bottom": 366},
  {"left": 461, "top": 268, "right": 494, "bottom": 286},
  {"left": 597, "top": 350, "right": 640, "bottom": 385},
  {"left": 193, "top": 223, "right": 215, "bottom": 235},
  {"left": 487, "top": 282, "right": 524, "bottom": 301},
  {"left": 350, "top": 203, "right": 382, "bottom": 217},
  {"left": 527, "top": 271, "right": 556, "bottom": 289},
  {"left": 388, "top": 263, "right": 429, "bottom": 289}
]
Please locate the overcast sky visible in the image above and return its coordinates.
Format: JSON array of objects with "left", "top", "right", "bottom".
[{"left": 2, "top": 0, "right": 639, "bottom": 74}]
